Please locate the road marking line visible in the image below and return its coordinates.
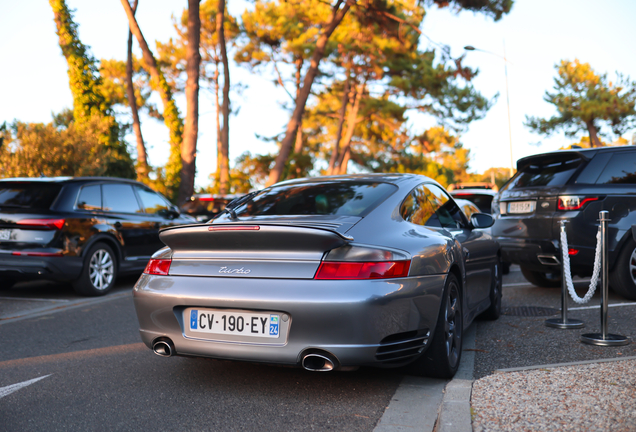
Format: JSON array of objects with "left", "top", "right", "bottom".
[
  {"left": 0, "top": 296, "right": 70, "bottom": 302},
  {"left": 570, "top": 302, "right": 636, "bottom": 311},
  {"left": 0, "top": 375, "right": 51, "bottom": 399}
]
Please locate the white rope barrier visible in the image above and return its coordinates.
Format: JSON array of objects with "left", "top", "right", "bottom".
[{"left": 560, "top": 227, "right": 602, "bottom": 304}]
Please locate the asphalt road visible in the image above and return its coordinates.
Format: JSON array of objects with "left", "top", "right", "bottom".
[
  {"left": 1, "top": 268, "right": 634, "bottom": 431},
  {"left": 0, "top": 277, "right": 402, "bottom": 431}
]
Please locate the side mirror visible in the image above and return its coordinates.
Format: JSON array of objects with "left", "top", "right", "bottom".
[{"left": 470, "top": 213, "right": 494, "bottom": 229}]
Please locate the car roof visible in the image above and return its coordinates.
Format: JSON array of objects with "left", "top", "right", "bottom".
[
  {"left": 274, "top": 173, "right": 436, "bottom": 190},
  {"left": 450, "top": 188, "right": 497, "bottom": 197},
  {"left": 516, "top": 145, "right": 636, "bottom": 171},
  {"left": 0, "top": 176, "right": 144, "bottom": 185}
]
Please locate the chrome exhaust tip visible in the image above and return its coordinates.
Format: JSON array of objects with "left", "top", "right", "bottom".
[
  {"left": 302, "top": 353, "right": 336, "bottom": 372},
  {"left": 152, "top": 339, "right": 174, "bottom": 357},
  {"left": 537, "top": 254, "right": 560, "bottom": 265}
]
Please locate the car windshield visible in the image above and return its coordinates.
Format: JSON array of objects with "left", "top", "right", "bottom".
[
  {"left": 233, "top": 181, "right": 397, "bottom": 217},
  {"left": 502, "top": 157, "right": 582, "bottom": 191},
  {"left": 0, "top": 182, "right": 63, "bottom": 209}
]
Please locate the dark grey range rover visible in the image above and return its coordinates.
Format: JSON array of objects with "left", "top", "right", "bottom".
[
  {"left": 0, "top": 177, "right": 194, "bottom": 296},
  {"left": 492, "top": 145, "right": 636, "bottom": 300}
]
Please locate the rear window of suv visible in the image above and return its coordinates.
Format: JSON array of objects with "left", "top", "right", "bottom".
[
  {"left": 502, "top": 157, "right": 582, "bottom": 191},
  {"left": 0, "top": 182, "right": 62, "bottom": 209},
  {"left": 234, "top": 181, "right": 397, "bottom": 217}
]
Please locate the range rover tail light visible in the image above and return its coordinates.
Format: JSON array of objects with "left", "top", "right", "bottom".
[{"left": 557, "top": 196, "right": 599, "bottom": 211}]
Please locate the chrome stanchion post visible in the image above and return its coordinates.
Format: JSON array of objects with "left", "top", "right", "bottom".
[
  {"left": 546, "top": 220, "right": 583, "bottom": 329},
  {"left": 581, "top": 211, "right": 629, "bottom": 346}
]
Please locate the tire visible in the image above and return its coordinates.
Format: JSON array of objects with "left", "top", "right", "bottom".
[
  {"left": 73, "top": 242, "right": 117, "bottom": 296},
  {"left": 520, "top": 266, "right": 561, "bottom": 288},
  {"left": 406, "top": 273, "right": 463, "bottom": 379},
  {"left": 480, "top": 257, "right": 503, "bottom": 320},
  {"left": 502, "top": 261, "right": 510, "bottom": 275},
  {"left": 609, "top": 237, "right": 636, "bottom": 300}
]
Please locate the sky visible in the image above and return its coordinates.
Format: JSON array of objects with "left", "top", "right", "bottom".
[{"left": 1, "top": 0, "right": 636, "bottom": 189}]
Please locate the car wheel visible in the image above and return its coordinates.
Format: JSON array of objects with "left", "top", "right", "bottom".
[
  {"left": 480, "top": 257, "right": 503, "bottom": 320},
  {"left": 520, "top": 266, "right": 561, "bottom": 288},
  {"left": 501, "top": 261, "right": 510, "bottom": 275},
  {"left": 609, "top": 237, "right": 636, "bottom": 300},
  {"left": 406, "top": 273, "right": 463, "bottom": 379},
  {"left": 73, "top": 242, "right": 117, "bottom": 296}
]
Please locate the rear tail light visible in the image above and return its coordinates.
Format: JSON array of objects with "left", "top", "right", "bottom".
[
  {"left": 17, "top": 218, "right": 66, "bottom": 230},
  {"left": 315, "top": 245, "right": 411, "bottom": 280},
  {"left": 12, "top": 251, "right": 63, "bottom": 257},
  {"left": 557, "top": 196, "right": 598, "bottom": 211},
  {"left": 315, "top": 261, "right": 411, "bottom": 280},
  {"left": 144, "top": 259, "right": 172, "bottom": 275},
  {"left": 568, "top": 248, "right": 579, "bottom": 256}
]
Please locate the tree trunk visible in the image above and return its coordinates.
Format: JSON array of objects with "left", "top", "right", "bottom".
[
  {"left": 293, "top": 57, "right": 304, "bottom": 177},
  {"left": 216, "top": 0, "right": 230, "bottom": 194},
  {"left": 327, "top": 75, "right": 350, "bottom": 175},
  {"left": 266, "top": 0, "right": 354, "bottom": 186},
  {"left": 339, "top": 147, "right": 351, "bottom": 174},
  {"left": 214, "top": 61, "right": 222, "bottom": 190},
  {"left": 125, "top": 0, "right": 149, "bottom": 181},
  {"left": 586, "top": 120, "right": 602, "bottom": 147},
  {"left": 335, "top": 80, "right": 365, "bottom": 174},
  {"left": 178, "top": 0, "right": 201, "bottom": 204},
  {"left": 120, "top": 0, "right": 184, "bottom": 199}
]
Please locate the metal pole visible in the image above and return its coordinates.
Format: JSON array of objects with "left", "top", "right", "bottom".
[
  {"left": 503, "top": 40, "right": 514, "bottom": 178},
  {"left": 546, "top": 220, "right": 583, "bottom": 329},
  {"left": 581, "top": 211, "right": 629, "bottom": 346}
]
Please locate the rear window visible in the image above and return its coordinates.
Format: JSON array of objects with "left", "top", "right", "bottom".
[
  {"left": 502, "top": 157, "right": 582, "bottom": 191},
  {"left": 450, "top": 193, "right": 493, "bottom": 213},
  {"left": 234, "top": 182, "right": 397, "bottom": 217},
  {"left": 0, "top": 182, "right": 62, "bottom": 210}
]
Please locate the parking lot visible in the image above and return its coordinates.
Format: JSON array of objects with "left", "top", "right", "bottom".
[{"left": 1, "top": 267, "right": 634, "bottom": 431}]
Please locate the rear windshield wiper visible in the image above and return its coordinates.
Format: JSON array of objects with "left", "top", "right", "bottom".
[{"left": 213, "top": 190, "right": 260, "bottom": 220}]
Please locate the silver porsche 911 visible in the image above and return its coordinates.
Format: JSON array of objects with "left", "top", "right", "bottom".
[{"left": 133, "top": 174, "right": 502, "bottom": 378}]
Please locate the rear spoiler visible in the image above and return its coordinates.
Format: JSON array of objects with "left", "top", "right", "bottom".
[
  {"left": 159, "top": 223, "right": 353, "bottom": 257},
  {"left": 516, "top": 150, "right": 592, "bottom": 172}
]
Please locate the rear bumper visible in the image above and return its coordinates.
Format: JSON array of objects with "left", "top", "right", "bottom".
[
  {"left": 0, "top": 253, "right": 83, "bottom": 282},
  {"left": 497, "top": 237, "right": 595, "bottom": 276},
  {"left": 133, "top": 273, "right": 447, "bottom": 368}
]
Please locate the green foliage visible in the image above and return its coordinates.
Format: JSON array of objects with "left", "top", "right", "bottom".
[
  {"left": 49, "top": 0, "right": 135, "bottom": 178},
  {"left": 429, "top": 0, "right": 513, "bottom": 21},
  {"left": 526, "top": 59, "right": 636, "bottom": 146},
  {"left": 0, "top": 118, "right": 134, "bottom": 179}
]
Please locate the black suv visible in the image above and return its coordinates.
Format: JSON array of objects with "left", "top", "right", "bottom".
[
  {"left": 0, "top": 177, "right": 194, "bottom": 296},
  {"left": 492, "top": 145, "right": 636, "bottom": 300}
]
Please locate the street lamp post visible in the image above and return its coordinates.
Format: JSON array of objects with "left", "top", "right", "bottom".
[{"left": 464, "top": 43, "right": 515, "bottom": 178}]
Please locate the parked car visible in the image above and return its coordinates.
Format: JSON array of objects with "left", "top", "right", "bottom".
[
  {"left": 180, "top": 193, "right": 244, "bottom": 222},
  {"left": 0, "top": 177, "right": 194, "bottom": 296},
  {"left": 134, "top": 174, "right": 502, "bottom": 378},
  {"left": 492, "top": 145, "right": 636, "bottom": 299},
  {"left": 449, "top": 185, "right": 498, "bottom": 215}
]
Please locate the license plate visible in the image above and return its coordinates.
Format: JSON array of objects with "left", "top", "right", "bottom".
[
  {"left": 508, "top": 201, "right": 535, "bottom": 214},
  {"left": 186, "top": 309, "right": 280, "bottom": 338},
  {"left": 0, "top": 229, "right": 11, "bottom": 241}
]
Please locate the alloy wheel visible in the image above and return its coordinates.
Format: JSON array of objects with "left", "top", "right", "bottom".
[
  {"left": 444, "top": 282, "right": 462, "bottom": 368},
  {"left": 89, "top": 249, "right": 114, "bottom": 291},
  {"left": 630, "top": 248, "right": 636, "bottom": 285}
]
